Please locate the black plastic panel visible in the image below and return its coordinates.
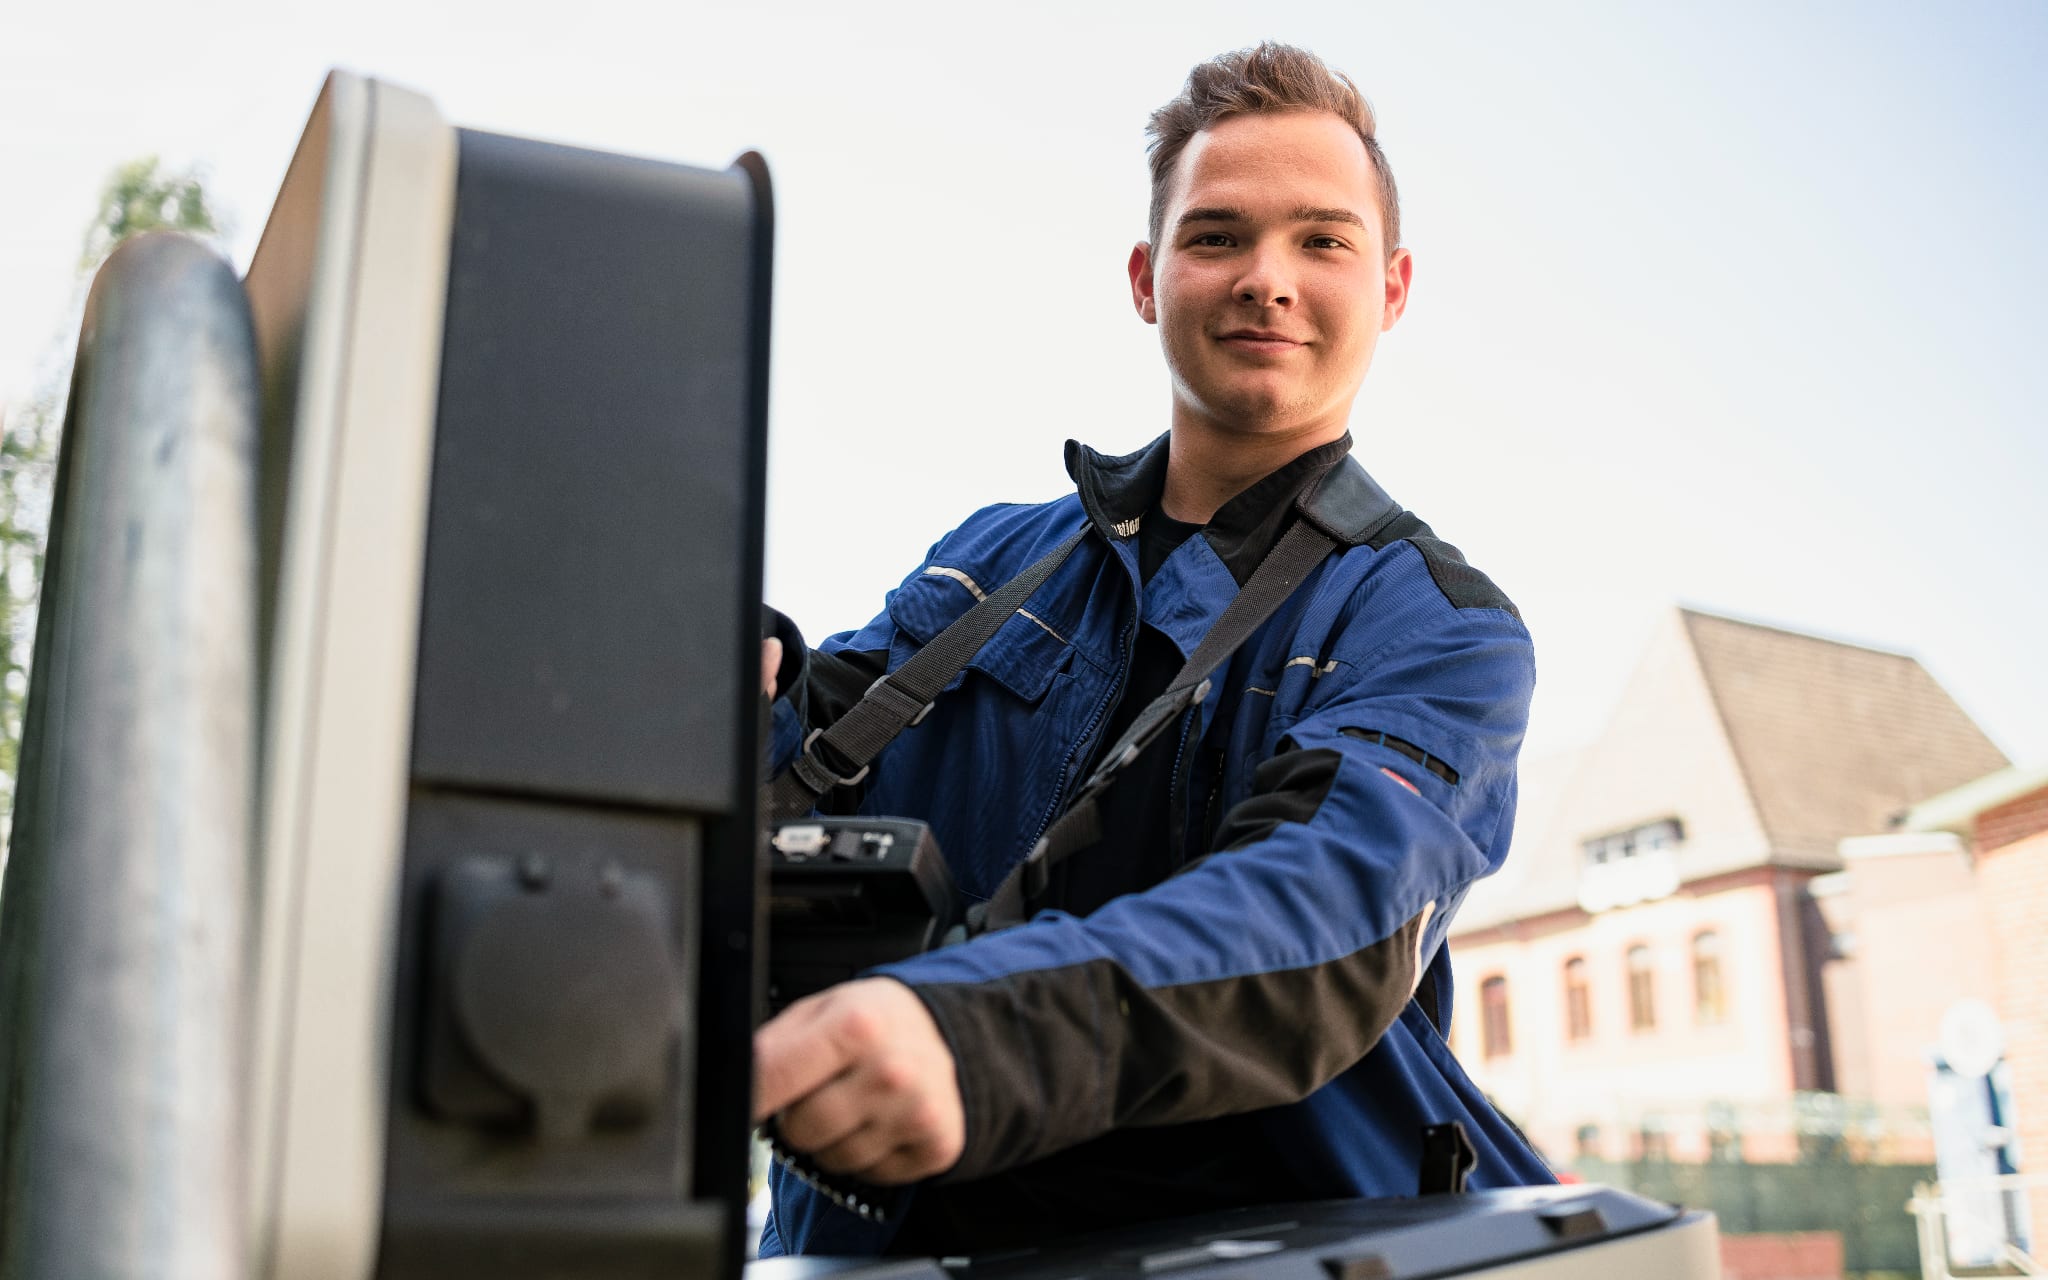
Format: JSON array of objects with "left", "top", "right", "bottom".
[{"left": 410, "top": 128, "right": 758, "bottom": 812}]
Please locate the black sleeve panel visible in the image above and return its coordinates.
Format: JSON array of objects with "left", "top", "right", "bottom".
[
  {"left": 764, "top": 607, "right": 888, "bottom": 728},
  {"left": 798, "top": 646, "right": 889, "bottom": 726},
  {"left": 1408, "top": 538, "right": 1518, "bottom": 618},
  {"left": 917, "top": 907, "right": 1428, "bottom": 1183},
  {"left": 1361, "top": 515, "right": 1520, "bottom": 619},
  {"left": 1208, "top": 746, "right": 1342, "bottom": 853}
]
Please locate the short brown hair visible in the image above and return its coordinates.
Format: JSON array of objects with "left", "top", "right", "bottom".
[{"left": 1146, "top": 43, "right": 1400, "bottom": 259}]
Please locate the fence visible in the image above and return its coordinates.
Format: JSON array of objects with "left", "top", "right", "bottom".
[
  {"left": 1577, "top": 1154, "right": 1933, "bottom": 1277},
  {"left": 1907, "top": 1173, "right": 2044, "bottom": 1278}
]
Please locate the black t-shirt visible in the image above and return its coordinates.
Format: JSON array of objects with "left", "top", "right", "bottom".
[
  {"left": 1136, "top": 506, "right": 1207, "bottom": 585},
  {"left": 1046, "top": 506, "right": 1203, "bottom": 913}
]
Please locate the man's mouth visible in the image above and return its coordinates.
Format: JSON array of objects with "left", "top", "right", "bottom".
[{"left": 1217, "top": 329, "right": 1304, "bottom": 354}]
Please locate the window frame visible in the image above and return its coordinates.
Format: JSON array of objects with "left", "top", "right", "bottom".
[
  {"left": 1626, "top": 943, "right": 1657, "bottom": 1033},
  {"left": 1564, "top": 955, "right": 1593, "bottom": 1041},
  {"left": 1479, "top": 973, "right": 1513, "bottom": 1059},
  {"left": 1693, "top": 928, "right": 1727, "bottom": 1026}
]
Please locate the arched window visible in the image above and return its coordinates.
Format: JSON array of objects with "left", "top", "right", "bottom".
[
  {"left": 1694, "top": 930, "right": 1726, "bottom": 1024},
  {"left": 1627, "top": 945, "right": 1656, "bottom": 1032},
  {"left": 1564, "top": 956, "right": 1592, "bottom": 1040},
  {"left": 1481, "top": 975, "right": 1512, "bottom": 1059}
]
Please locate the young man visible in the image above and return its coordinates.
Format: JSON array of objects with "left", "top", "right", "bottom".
[{"left": 753, "top": 43, "right": 1551, "bottom": 1257}]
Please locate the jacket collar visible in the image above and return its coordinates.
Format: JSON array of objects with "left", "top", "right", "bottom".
[{"left": 1063, "top": 431, "right": 1405, "bottom": 584}]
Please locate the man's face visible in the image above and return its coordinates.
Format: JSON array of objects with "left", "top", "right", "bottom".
[{"left": 1129, "top": 110, "right": 1413, "bottom": 444}]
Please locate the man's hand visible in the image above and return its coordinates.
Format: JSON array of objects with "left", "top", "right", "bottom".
[
  {"left": 762, "top": 636, "right": 783, "bottom": 699},
  {"left": 753, "top": 978, "right": 965, "bottom": 1185}
]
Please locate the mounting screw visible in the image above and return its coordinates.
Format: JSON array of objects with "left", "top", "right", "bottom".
[{"left": 517, "top": 853, "right": 551, "bottom": 891}]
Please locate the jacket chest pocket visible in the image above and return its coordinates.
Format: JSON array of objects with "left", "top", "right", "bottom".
[
  {"left": 886, "top": 573, "right": 1075, "bottom": 704},
  {"left": 878, "top": 573, "right": 1090, "bottom": 897}
]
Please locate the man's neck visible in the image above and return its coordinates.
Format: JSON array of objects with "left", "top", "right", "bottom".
[{"left": 1158, "top": 418, "right": 1349, "bottom": 524}]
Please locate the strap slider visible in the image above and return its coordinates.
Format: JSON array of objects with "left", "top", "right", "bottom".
[
  {"left": 800, "top": 728, "right": 871, "bottom": 789},
  {"left": 867, "top": 674, "right": 934, "bottom": 727}
]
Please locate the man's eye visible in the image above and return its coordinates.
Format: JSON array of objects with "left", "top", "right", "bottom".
[
  {"left": 1307, "top": 235, "right": 1349, "bottom": 250},
  {"left": 1190, "top": 232, "right": 1234, "bottom": 248}
]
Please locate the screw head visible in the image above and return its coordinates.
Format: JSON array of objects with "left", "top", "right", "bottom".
[{"left": 517, "top": 853, "right": 551, "bottom": 891}]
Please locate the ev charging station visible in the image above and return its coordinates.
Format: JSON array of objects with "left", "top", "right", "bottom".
[
  {"left": 1, "top": 72, "right": 769, "bottom": 1279},
  {"left": 0, "top": 74, "right": 1719, "bottom": 1280}
]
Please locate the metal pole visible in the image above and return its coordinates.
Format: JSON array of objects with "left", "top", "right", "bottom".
[{"left": 0, "top": 231, "right": 260, "bottom": 1280}]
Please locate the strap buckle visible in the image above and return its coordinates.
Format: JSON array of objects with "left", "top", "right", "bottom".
[
  {"left": 1022, "top": 837, "right": 1053, "bottom": 900},
  {"left": 799, "top": 728, "right": 871, "bottom": 789},
  {"left": 1077, "top": 677, "right": 1211, "bottom": 804}
]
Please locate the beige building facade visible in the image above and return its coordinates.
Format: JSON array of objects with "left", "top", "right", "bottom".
[{"left": 1449, "top": 608, "right": 2008, "bottom": 1166}]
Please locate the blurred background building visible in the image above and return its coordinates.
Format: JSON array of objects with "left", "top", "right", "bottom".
[
  {"left": 1896, "top": 764, "right": 2048, "bottom": 1264},
  {"left": 1448, "top": 607, "right": 2040, "bottom": 1275}
]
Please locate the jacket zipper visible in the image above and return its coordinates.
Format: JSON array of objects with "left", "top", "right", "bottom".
[
  {"left": 1196, "top": 747, "right": 1227, "bottom": 854},
  {"left": 1165, "top": 706, "right": 1198, "bottom": 862},
  {"left": 1028, "top": 563, "right": 1139, "bottom": 854}
]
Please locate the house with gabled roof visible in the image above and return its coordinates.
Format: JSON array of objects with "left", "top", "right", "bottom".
[{"left": 1448, "top": 607, "right": 2008, "bottom": 1165}]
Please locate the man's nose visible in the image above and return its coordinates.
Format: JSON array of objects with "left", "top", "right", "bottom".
[{"left": 1233, "top": 245, "right": 1295, "bottom": 308}]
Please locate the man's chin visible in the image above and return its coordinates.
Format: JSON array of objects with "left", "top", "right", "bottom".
[{"left": 1192, "top": 392, "right": 1330, "bottom": 439}]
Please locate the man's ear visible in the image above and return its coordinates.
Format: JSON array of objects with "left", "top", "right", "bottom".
[
  {"left": 1381, "top": 247, "right": 1415, "bottom": 332},
  {"left": 1128, "top": 241, "right": 1158, "bottom": 325}
]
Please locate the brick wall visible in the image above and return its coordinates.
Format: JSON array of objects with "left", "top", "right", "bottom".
[
  {"left": 1974, "top": 783, "right": 2048, "bottom": 1240},
  {"left": 1826, "top": 836, "right": 1999, "bottom": 1156},
  {"left": 1978, "top": 784, "right": 2048, "bottom": 854},
  {"left": 1719, "top": 1231, "right": 1844, "bottom": 1280}
]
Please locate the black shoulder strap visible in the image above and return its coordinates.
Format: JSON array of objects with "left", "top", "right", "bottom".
[
  {"left": 768, "top": 527, "right": 1088, "bottom": 821},
  {"left": 975, "top": 517, "right": 1338, "bottom": 932}
]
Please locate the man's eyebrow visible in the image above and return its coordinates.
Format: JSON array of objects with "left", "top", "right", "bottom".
[
  {"left": 1173, "top": 205, "right": 1370, "bottom": 232},
  {"left": 1293, "top": 205, "right": 1368, "bottom": 229},
  {"left": 1174, "top": 206, "right": 1246, "bottom": 231}
]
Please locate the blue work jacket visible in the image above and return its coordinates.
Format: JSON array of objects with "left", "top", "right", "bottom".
[{"left": 759, "top": 434, "right": 1553, "bottom": 1256}]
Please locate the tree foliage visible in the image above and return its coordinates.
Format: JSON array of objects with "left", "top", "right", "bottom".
[
  {"left": 0, "top": 158, "right": 226, "bottom": 825},
  {"left": 78, "top": 157, "right": 224, "bottom": 276}
]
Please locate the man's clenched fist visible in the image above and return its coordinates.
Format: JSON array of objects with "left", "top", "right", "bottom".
[{"left": 753, "top": 977, "right": 965, "bottom": 1185}]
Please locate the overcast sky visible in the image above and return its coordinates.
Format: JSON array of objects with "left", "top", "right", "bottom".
[{"left": 3, "top": 0, "right": 2044, "bottom": 769}]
